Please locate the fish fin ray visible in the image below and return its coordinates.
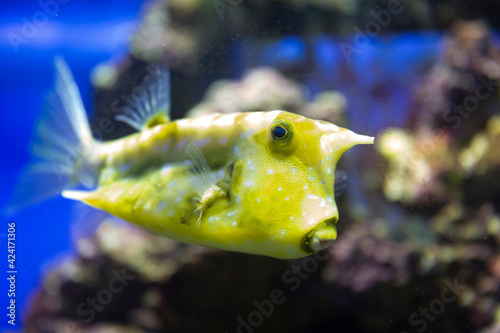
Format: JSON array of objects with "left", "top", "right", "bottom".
[
  {"left": 115, "top": 64, "right": 171, "bottom": 131},
  {"left": 7, "top": 58, "right": 97, "bottom": 213},
  {"left": 186, "top": 143, "right": 217, "bottom": 194},
  {"left": 53, "top": 57, "right": 94, "bottom": 148}
]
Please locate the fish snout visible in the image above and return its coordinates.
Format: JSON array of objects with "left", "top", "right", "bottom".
[{"left": 302, "top": 217, "right": 338, "bottom": 253}]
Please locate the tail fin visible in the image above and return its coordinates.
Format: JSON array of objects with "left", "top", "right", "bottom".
[{"left": 7, "top": 58, "right": 96, "bottom": 213}]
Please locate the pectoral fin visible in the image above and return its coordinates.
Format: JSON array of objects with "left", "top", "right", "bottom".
[
  {"left": 186, "top": 143, "right": 219, "bottom": 195},
  {"left": 186, "top": 143, "right": 227, "bottom": 226}
]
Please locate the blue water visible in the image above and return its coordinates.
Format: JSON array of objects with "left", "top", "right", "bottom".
[
  {"left": 0, "top": 1, "right": 145, "bottom": 331},
  {"left": 1, "top": 2, "right": 444, "bottom": 330}
]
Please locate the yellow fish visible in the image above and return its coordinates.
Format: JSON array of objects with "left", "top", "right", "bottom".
[{"left": 29, "top": 59, "right": 374, "bottom": 259}]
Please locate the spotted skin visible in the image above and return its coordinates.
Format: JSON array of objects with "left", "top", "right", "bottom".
[{"left": 66, "top": 111, "right": 373, "bottom": 259}]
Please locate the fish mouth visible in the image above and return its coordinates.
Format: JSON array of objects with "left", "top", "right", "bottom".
[{"left": 302, "top": 217, "right": 338, "bottom": 253}]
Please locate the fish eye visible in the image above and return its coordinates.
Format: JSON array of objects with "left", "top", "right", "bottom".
[
  {"left": 272, "top": 126, "right": 287, "bottom": 139},
  {"left": 270, "top": 119, "right": 292, "bottom": 146}
]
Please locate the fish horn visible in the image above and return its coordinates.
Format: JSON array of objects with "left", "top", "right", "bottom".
[{"left": 320, "top": 128, "right": 374, "bottom": 163}]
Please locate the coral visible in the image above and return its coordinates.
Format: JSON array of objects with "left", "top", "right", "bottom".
[
  {"left": 371, "top": 21, "right": 500, "bottom": 333},
  {"left": 376, "top": 127, "right": 453, "bottom": 207},
  {"left": 186, "top": 67, "right": 305, "bottom": 118},
  {"left": 410, "top": 20, "right": 500, "bottom": 141}
]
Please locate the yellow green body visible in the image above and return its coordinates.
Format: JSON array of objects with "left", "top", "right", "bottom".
[
  {"left": 65, "top": 111, "right": 373, "bottom": 258},
  {"left": 36, "top": 59, "right": 374, "bottom": 259}
]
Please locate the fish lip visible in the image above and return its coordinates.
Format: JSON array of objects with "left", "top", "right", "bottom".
[
  {"left": 310, "top": 233, "right": 336, "bottom": 252},
  {"left": 302, "top": 217, "right": 338, "bottom": 253}
]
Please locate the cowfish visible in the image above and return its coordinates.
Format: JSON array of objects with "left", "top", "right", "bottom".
[{"left": 27, "top": 59, "right": 374, "bottom": 259}]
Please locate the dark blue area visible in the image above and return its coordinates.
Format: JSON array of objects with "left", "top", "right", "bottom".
[
  {"left": 0, "top": 1, "right": 445, "bottom": 330},
  {"left": 260, "top": 35, "right": 306, "bottom": 69}
]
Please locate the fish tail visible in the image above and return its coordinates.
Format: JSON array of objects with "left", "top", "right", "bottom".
[{"left": 7, "top": 58, "right": 98, "bottom": 213}]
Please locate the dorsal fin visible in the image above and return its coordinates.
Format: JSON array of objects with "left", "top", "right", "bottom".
[{"left": 115, "top": 64, "right": 171, "bottom": 131}]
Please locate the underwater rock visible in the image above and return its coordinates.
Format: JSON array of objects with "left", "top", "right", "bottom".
[
  {"left": 322, "top": 221, "right": 411, "bottom": 293},
  {"left": 129, "top": 0, "right": 436, "bottom": 66},
  {"left": 410, "top": 20, "right": 500, "bottom": 140},
  {"left": 186, "top": 67, "right": 305, "bottom": 118},
  {"left": 24, "top": 214, "right": 500, "bottom": 333},
  {"left": 301, "top": 90, "right": 347, "bottom": 126},
  {"left": 186, "top": 66, "right": 348, "bottom": 128},
  {"left": 369, "top": 20, "right": 500, "bottom": 333},
  {"left": 376, "top": 127, "right": 453, "bottom": 208},
  {"left": 459, "top": 115, "right": 500, "bottom": 174},
  {"left": 23, "top": 220, "right": 290, "bottom": 332},
  {"left": 376, "top": 21, "right": 500, "bottom": 211},
  {"left": 23, "top": 220, "right": 201, "bottom": 332},
  {"left": 377, "top": 113, "right": 500, "bottom": 210}
]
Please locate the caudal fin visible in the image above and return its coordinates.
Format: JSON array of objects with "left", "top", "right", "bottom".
[{"left": 7, "top": 58, "right": 97, "bottom": 213}]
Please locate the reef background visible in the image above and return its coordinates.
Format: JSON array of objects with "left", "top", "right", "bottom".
[{"left": 12, "top": 0, "right": 500, "bottom": 332}]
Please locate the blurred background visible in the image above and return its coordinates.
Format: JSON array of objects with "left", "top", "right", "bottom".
[{"left": 2, "top": 0, "right": 500, "bottom": 332}]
